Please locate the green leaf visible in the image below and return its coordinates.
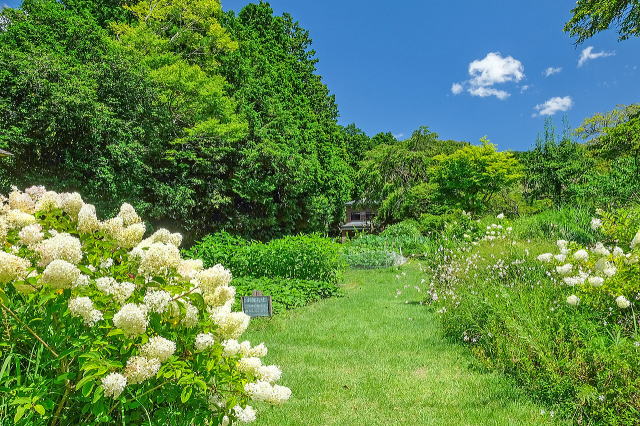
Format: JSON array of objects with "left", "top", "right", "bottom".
[
  {"left": 82, "top": 381, "right": 95, "bottom": 397},
  {"left": 180, "top": 386, "right": 192, "bottom": 403},
  {"left": 33, "top": 404, "right": 45, "bottom": 415},
  {"left": 14, "top": 405, "right": 26, "bottom": 422}
]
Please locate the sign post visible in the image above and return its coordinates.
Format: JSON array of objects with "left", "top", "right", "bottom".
[{"left": 241, "top": 291, "right": 272, "bottom": 317}]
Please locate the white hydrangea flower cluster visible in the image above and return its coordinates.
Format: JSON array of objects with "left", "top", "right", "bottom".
[
  {"left": 124, "top": 356, "right": 161, "bottom": 385},
  {"left": 537, "top": 234, "right": 640, "bottom": 309},
  {"left": 18, "top": 223, "right": 43, "bottom": 247},
  {"left": 113, "top": 303, "right": 148, "bottom": 337},
  {"left": 68, "top": 297, "right": 103, "bottom": 326},
  {"left": 143, "top": 289, "right": 172, "bottom": 314},
  {"left": 41, "top": 259, "right": 81, "bottom": 289},
  {"left": 195, "top": 333, "right": 215, "bottom": 351},
  {"left": 244, "top": 381, "right": 292, "bottom": 405},
  {"left": 0, "top": 187, "right": 290, "bottom": 421},
  {"left": 102, "top": 373, "right": 127, "bottom": 398},
  {"left": 96, "top": 277, "right": 136, "bottom": 303},
  {"left": 0, "top": 251, "right": 31, "bottom": 284},
  {"left": 35, "top": 233, "right": 83, "bottom": 267},
  {"left": 211, "top": 310, "right": 250, "bottom": 339},
  {"left": 139, "top": 336, "right": 176, "bottom": 362}
]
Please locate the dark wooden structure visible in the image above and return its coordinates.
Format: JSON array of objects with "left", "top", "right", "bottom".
[{"left": 340, "top": 200, "right": 376, "bottom": 242}]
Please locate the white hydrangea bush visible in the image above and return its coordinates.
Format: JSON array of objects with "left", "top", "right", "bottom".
[
  {"left": 0, "top": 187, "right": 290, "bottom": 424},
  {"left": 537, "top": 231, "right": 640, "bottom": 309}
]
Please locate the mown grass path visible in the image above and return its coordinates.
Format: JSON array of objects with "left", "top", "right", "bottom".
[{"left": 244, "top": 261, "right": 556, "bottom": 425}]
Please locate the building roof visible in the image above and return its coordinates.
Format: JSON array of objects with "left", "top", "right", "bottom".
[{"left": 340, "top": 220, "right": 372, "bottom": 230}]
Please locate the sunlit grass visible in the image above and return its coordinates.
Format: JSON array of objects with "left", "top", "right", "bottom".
[{"left": 244, "top": 261, "right": 559, "bottom": 425}]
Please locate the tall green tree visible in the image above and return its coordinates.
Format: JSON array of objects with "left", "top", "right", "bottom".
[
  {"left": 219, "top": 2, "right": 353, "bottom": 238},
  {"left": 429, "top": 138, "right": 523, "bottom": 213},
  {"left": 357, "top": 127, "right": 466, "bottom": 222},
  {"left": 522, "top": 118, "right": 593, "bottom": 205},
  {"left": 112, "top": 0, "right": 248, "bottom": 237},
  {"left": 565, "top": 0, "right": 640, "bottom": 43}
]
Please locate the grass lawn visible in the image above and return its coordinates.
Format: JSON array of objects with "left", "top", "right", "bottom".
[{"left": 244, "top": 261, "right": 560, "bottom": 425}]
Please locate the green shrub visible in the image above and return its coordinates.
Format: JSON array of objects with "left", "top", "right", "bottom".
[
  {"left": 380, "top": 221, "right": 422, "bottom": 239},
  {"left": 232, "top": 277, "right": 341, "bottom": 314},
  {"left": 186, "top": 233, "right": 345, "bottom": 284}
]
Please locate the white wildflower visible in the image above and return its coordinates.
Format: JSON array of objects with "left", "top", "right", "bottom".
[
  {"left": 496, "top": 213, "right": 505, "bottom": 220},
  {"left": 590, "top": 218, "right": 602, "bottom": 230},
  {"left": 554, "top": 254, "right": 567, "bottom": 262},
  {"left": 631, "top": 231, "right": 640, "bottom": 249},
  {"left": 593, "top": 242, "right": 610, "bottom": 256}
]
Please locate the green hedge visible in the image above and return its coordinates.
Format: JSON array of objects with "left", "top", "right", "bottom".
[
  {"left": 232, "top": 277, "right": 341, "bottom": 314},
  {"left": 185, "top": 232, "right": 345, "bottom": 284}
]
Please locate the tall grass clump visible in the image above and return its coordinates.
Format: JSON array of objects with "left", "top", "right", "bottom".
[
  {"left": 0, "top": 187, "right": 291, "bottom": 424},
  {"left": 425, "top": 212, "right": 640, "bottom": 424}
]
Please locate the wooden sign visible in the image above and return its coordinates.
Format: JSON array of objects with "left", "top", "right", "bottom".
[{"left": 242, "top": 291, "right": 272, "bottom": 317}]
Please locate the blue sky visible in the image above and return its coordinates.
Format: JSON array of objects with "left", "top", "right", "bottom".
[
  {"left": 4, "top": 0, "right": 639, "bottom": 151},
  {"left": 221, "top": 0, "right": 640, "bottom": 151}
]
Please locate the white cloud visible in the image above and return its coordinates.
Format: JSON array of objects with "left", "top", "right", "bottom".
[
  {"left": 468, "top": 52, "right": 524, "bottom": 87},
  {"left": 468, "top": 86, "right": 510, "bottom": 100},
  {"left": 393, "top": 133, "right": 404, "bottom": 140},
  {"left": 533, "top": 96, "right": 573, "bottom": 116},
  {"left": 520, "top": 85, "right": 530, "bottom": 93},
  {"left": 543, "top": 67, "right": 562, "bottom": 77},
  {"left": 578, "top": 46, "right": 615, "bottom": 67},
  {"left": 450, "top": 52, "right": 524, "bottom": 100}
]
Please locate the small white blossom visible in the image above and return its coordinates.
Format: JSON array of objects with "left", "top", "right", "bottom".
[
  {"left": 616, "top": 295, "right": 631, "bottom": 309},
  {"left": 566, "top": 295, "right": 580, "bottom": 306}
]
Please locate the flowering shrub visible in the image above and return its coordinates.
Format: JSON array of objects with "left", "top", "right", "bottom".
[
  {"left": 424, "top": 210, "right": 640, "bottom": 423},
  {"left": 537, "top": 228, "right": 640, "bottom": 314},
  {"left": 0, "top": 187, "right": 290, "bottom": 424}
]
